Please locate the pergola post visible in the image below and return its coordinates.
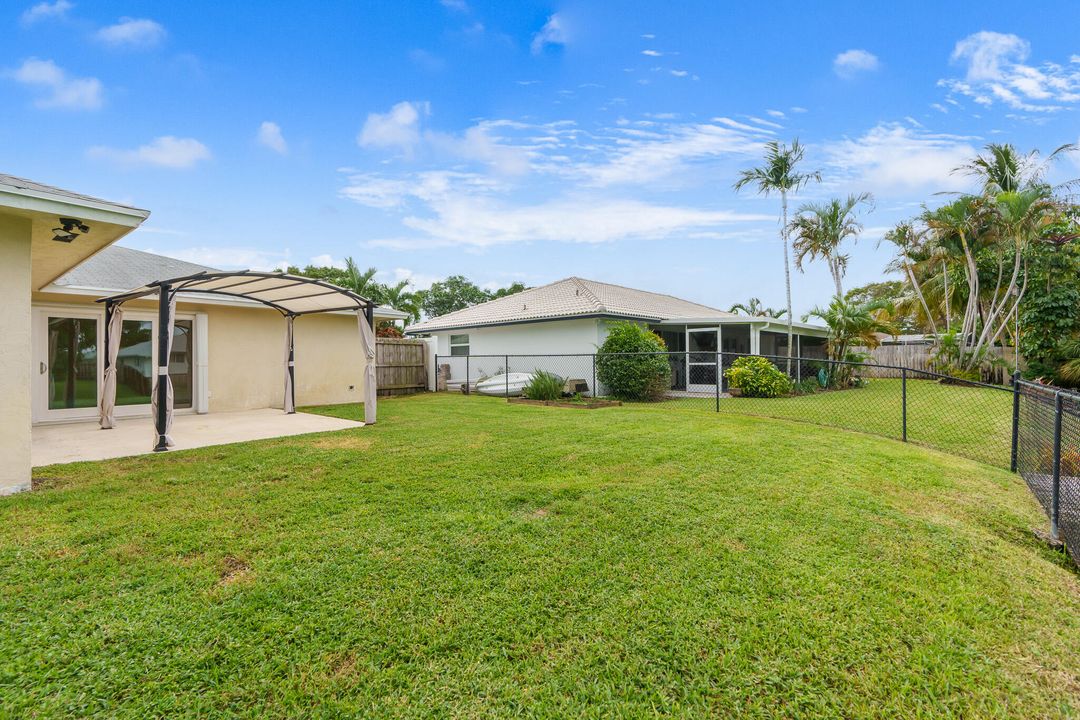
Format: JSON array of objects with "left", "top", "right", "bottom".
[
  {"left": 153, "top": 283, "right": 172, "bottom": 451},
  {"left": 284, "top": 314, "right": 296, "bottom": 414}
]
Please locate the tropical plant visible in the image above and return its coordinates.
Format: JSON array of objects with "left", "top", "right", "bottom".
[
  {"left": 379, "top": 279, "right": 421, "bottom": 325},
  {"left": 733, "top": 139, "right": 821, "bottom": 371},
  {"left": 723, "top": 356, "right": 792, "bottom": 398},
  {"left": 728, "top": 298, "right": 784, "bottom": 318},
  {"left": 803, "top": 296, "right": 897, "bottom": 386},
  {"left": 595, "top": 321, "right": 670, "bottom": 401},
  {"left": 954, "top": 142, "right": 1078, "bottom": 194},
  {"left": 342, "top": 258, "right": 380, "bottom": 297},
  {"left": 789, "top": 192, "right": 873, "bottom": 298},
  {"left": 522, "top": 371, "right": 564, "bottom": 401}
]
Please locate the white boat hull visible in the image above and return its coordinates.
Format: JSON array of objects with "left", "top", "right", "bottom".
[{"left": 475, "top": 372, "right": 539, "bottom": 397}]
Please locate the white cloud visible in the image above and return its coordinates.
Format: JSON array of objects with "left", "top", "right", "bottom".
[
  {"left": 531, "top": 14, "right": 567, "bottom": 55},
  {"left": 743, "top": 115, "right": 783, "bottom": 130},
  {"left": 790, "top": 106, "right": 808, "bottom": 113},
  {"left": 931, "top": 102, "right": 948, "bottom": 113},
  {"left": 641, "top": 33, "right": 655, "bottom": 39},
  {"left": 256, "top": 121, "right": 288, "bottom": 154},
  {"left": 9, "top": 58, "right": 102, "bottom": 110},
  {"left": 308, "top": 254, "right": 345, "bottom": 269},
  {"left": 765, "top": 109, "right": 785, "bottom": 118},
  {"left": 833, "top": 49, "right": 880, "bottom": 79},
  {"left": 358, "top": 100, "right": 429, "bottom": 154},
  {"left": 822, "top": 122, "right": 976, "bottom": 193},
  {"left": 381, "top": 267, "right": 441, "bottom": 291},
  {"left": 439, "top": 0, "right": 468, "bottom": 11},
  {"left": 95, "top": 17, "right": 166, "bottom": 48},
  {"left": 642, "top": 49, "right": 663, "bottom": 57},
  {"left": 87, "top": 136, "right": 211, "bottom": 169},
  {"left": 941, "top": 31, "right": 1080, "bottom": 112},
  {"left": 429, "top": 124, "right": 530, "bottom": 175},
  {"left": 143, "top": 246, "right": 290, "bottom": 271},
  {"left": 670, "top": 69, "right": 688, "bottom": 77},
  {"left": 20, "top": 0, "right": 72, "bottom": 24}
]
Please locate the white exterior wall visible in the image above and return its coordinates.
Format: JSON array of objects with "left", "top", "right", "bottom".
[
  {"left": 433, "top": 318, "right": 607, "bottom": 357},
  {"left": 430, "top": 318, "right": 612, "bottom": 389}
]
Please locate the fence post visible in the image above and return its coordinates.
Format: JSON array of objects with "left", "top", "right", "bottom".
[
  {"left": 715, "top": 351, "right": 720, "bottom": 412},
  {"left": 1051, "top": 392, "right": 1063, "bottom": 542},
  {"left": 465, "top": 355, "right": 470, "bottom": 395},
  {"left": 434, "top": 353, "right": 438, "bottom": 392},
  {"left": 901, "top": 367, "right": 907, "bottom": 442},
  {"left": 505, "top": 355, "right": 509, "bottom": 399},
  {"left": 592, "top": 354, "right": 597, "bottom": 399},
  {"left": 1010, "top": 371, "right": 1021, "bottom": 472}
]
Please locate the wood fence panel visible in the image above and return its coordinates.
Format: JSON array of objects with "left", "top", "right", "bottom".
[
  {"left": 376, "top": 338, "right": 428, "bottom": 396},
  {"left": 851, "top": 345, "right": 1017, "bottom": 384}
]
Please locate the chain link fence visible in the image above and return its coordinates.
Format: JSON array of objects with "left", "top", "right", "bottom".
[
  {"left": 433, "top": 351, "right": 1075, "bottom": 561},
  {"left": 1015, "top": 380, "right": 1080, "bottom": 561}
]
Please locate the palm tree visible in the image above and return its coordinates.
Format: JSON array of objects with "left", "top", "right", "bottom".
[
  {"left": 789, "top": 192, "right": 873, "bottom": 298},
  {"left": 728, "top": 298, "right": 784, "bottom": 318},
  {"left": 380, "top": 279, "right": 421, "bottom": 325},
  {"left": 881, "top": 221, "right": 938, "bottom": 336},
  {"left": 734, "top": 139, "right": 821, "bottom": 370},
  {"left": 803, "top": 295, "right": 897, "bottom": 386},
  {"left": 955, "top": 142, "right": 1078, "bottom": 194},
  {"left": 342, "top": 257, "right": 380, "bottom": 298}
]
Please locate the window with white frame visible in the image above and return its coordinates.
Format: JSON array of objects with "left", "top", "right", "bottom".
[{"left": 449, "top": 334, "right": 470, "bottom": 356}]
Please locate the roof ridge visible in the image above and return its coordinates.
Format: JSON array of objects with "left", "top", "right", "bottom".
[
  {"left": 568, "top": 277, "right": 605, "bottom": 313},
  {"left": 576, "top": 276, "right": 729, "bottom": 314}
]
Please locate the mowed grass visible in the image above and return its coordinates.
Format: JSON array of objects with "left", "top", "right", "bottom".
[
  {"left": 2, "top": 393, "right": 1078, "bottom": 718},
  {"left": 707, "top": 378, "right": 1014, "bottom": 468}
]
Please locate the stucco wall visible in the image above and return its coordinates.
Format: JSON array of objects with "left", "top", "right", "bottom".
[
  {"left": 0, "top": 215, "right": 32, "bottom": 494},
  {"left": 153, "top": 301, "right": 367, "bottom": 412},
  {"left": 29, "top": 293, "right": 368, "bottom": 414}
]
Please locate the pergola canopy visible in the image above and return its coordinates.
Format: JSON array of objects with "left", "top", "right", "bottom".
[
  {"left": 96, "top": 270, "right": 378, "bottom": 452},
  {"left": 98, "top": 269, "right": 378, "bottom": 317}
]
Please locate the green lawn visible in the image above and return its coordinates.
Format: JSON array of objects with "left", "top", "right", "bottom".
[
  {"left": 711, "top": 378, "right": 1015, "bottom": 468},
  {"left": 3, "top": 393, "right": 1078, "bottom": 718}
]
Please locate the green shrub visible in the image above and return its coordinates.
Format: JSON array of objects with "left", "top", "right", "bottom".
[
  {"left": 596, "top": 321, "right": 671, "bottom": 401},
  {"left": 523, "top": 371, "right": 563, "bottom": 401},
  {"left": 724, "top": 356, "right": 792, "bottom": 398}
]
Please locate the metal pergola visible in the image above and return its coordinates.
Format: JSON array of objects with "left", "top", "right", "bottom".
[{"left": 98, "top": 270, "right": 379, "bottom": 451}]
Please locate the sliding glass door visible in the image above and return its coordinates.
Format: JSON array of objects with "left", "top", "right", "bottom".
[{"left": 34, "top": 308, "right": 196, "bottom": 422}]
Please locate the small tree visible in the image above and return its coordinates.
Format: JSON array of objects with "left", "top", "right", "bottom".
[{"left": 595, "top": 322, "right": 670, "bottom": 401}]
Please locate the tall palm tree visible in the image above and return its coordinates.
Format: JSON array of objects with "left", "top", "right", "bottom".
[
  {"left": 733, "top": 139, "right": 821, "bottom": 368},
  {"left": 881, "top": 221, "right": 938, "bottom": 336},
  {"left": 728, "top": 297, "right": 783, "bottom": 318},
  {"left": 955, "top": 142, "right": 1078, "bottom": 194},
  {"left": 789, "top": 192, "right": 873, "bottom": 298}
]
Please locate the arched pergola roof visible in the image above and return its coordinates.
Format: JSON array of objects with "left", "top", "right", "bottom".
[
  {"left": 96, "top": 270, "right": 379, "bottom": 452},
  {"left": 97, "top": 269, "right": 377, "bottom": 316}
]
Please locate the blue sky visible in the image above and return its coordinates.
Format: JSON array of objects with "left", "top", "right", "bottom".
[{"left": 4, "top": 1, "right": 1080, "bottom": 315}]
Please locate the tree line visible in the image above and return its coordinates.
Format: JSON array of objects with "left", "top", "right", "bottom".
[{"left": 289, "top": 260, "right": 527, "bottom": 330}]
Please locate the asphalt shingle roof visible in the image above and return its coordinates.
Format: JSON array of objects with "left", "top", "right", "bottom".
[
  {"left": 407, "top": 277, "right": 735, "bottom": 332},
  {"left": 0, "top": 173, "right": 149, "bottom": 216},
  {"left": 52, "top": 246, "right": 217, "bottom": 291}
]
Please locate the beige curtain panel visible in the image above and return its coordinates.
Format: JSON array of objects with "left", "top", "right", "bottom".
[
  {"left": 358, "top": 312, "right": 377, "bottom": 424},
  {"left": 99, "top": 305, "right": 125, "bottom": 429}
]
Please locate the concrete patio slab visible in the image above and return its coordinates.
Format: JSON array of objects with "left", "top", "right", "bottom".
[{"left": 33, "top": 409, "right": 364, "bottom": 466}]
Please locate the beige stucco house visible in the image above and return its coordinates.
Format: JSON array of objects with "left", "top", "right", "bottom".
[{"left": 1, "top": 173, "right": 403, "bottom": 494}]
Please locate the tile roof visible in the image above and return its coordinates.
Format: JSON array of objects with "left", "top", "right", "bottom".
[
  {"left": 407, "top": 277, "right": 736, "bottom": 332},
  {"left": 52, "top": 246, "right": 217, "bottom": 291}
]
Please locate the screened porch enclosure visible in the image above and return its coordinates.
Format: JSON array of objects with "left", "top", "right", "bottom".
[{"left": 650, "top": 323, "right": 827, "bottom": 394}]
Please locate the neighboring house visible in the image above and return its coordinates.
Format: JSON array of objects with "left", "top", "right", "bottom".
[
  {"left": 1, "top": 173, "right": 404, "bottom": 494},
  {"left": 407, "top": 277, "right": 828, "bottom": 393}
]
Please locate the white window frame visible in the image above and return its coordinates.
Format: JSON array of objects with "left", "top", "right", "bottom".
[{"left": 449, "top": 333, "right": 470, "bottom": 357}]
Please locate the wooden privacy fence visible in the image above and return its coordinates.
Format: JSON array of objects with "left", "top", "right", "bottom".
[
  {"left": 375, "top": 338, "right": 428, "bottom": 396},
  {"left": 852, "top": 344, "right": 1018, "bottom": 385}
]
